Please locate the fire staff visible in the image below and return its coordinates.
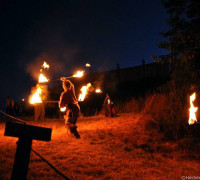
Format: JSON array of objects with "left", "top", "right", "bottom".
[{"left": 59, "top": 78, "right": 81, "bottom": 139}]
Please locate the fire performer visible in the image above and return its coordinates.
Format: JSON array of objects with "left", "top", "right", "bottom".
[
  {"left": 59, "top": 78, "right": 81, "bottom": 139},
  {"left": 104, "top": 94, "right": 116, "bottom": 117}
]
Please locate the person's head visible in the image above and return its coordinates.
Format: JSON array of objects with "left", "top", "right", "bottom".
[{"left": 62, "top": 80, "right": 72, "bottom": 91}]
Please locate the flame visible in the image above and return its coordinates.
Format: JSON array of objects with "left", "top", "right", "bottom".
[
  {"left": 42, "top": 61, "right": 50, "bottom": 69},
  {"left": 38, "top": 73, "right": 49, "bottom": 83},
  {"left": 85, "top": 63, "right": 91, "bottom": 67},
  {"left": 95, "top": 89, "right": 102, "bottom": 93},
  {"left": 29, "top": 85, "right": 42, "bottom": 104},
  {"left": 73, "top": 71, "right": 84, "bottom": 77},
  {"left": 189, "top": 92, "right": 198, "bottom": 125},
  {"left": 29, "top": 61, "right": 49, "bottom": 104},
  {"left": 60, "top": 107, "right": 66, "bottom": 112},
  {"left": 78, "top": 83, "right": 91, "bottom": 101}
]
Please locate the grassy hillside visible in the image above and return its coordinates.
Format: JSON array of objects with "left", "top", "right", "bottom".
[{"left": 0, "top": 113, "right": 200, "bottom": 179}]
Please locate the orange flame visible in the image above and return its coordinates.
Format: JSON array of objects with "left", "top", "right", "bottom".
[
  {"left": 78, "top": 83, "right": 91, "bottom": 101},
  {"left": 189, "top": 92, "right": 198, "bottom": 125},
  {"left": 29, "top": 61, "right": 49, "bottom": 104},
  {"left": 95, "top": 89, "right": 102, "bottom": 93},
  {"left": 73, "top": 71, "right": 84, "bottom": 77},
  {"left": 29, "top": 85, "right": 42, "bottom": 104},
  {"left": 38, "top": 73, "right": 49, "bottom": 83},
  {"left": 60, "top": 107, "right": 66, "bottom": 112},
  {"left": 42, "top": 61, "right": 50, "bottom": 69},
  {"left": 85, "top": 63, "right": 91, "bottom": 67}
]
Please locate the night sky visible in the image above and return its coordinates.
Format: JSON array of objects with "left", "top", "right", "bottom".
[{"left": 0, "top": 0, "right": 169, "bottom": 107}]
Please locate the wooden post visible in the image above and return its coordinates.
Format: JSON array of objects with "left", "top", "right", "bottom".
[
  {"left": 4, "top": 121, "right": 52, "bottom": 180},
  {"left": 12, "top": 137, "right": 32, "bottom": 180}
]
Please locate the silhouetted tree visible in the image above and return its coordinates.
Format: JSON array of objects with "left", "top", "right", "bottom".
[{"left": 152, "top": 0, "right": 200, "bottom": 89}]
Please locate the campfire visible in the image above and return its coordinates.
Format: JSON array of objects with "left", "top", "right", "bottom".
[{"left": 189, "top": 92, "right": 198, "bottom": 125}]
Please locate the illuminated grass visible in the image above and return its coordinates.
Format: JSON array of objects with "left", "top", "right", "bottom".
[{"left": 0, "top": 113, "right": 200, "bottom": 179}]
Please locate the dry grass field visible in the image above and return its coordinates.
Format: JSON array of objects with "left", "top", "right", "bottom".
[{"left": 0, "top": 113, "right": 200, "bottom": 180}]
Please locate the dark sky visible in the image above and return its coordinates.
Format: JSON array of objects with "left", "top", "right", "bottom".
[{"left": 0, "top": 0, "right": 169, "bottom": 105}]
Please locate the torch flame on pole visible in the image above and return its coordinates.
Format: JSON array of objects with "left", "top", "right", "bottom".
[
  {"left": 29, "top": 85, "right": 42, "bottom": 104},
  {"left": 60, "top": 107, "right": 66, "bottom": 112},
  {"left": 189, "top": 92, "right": 198, "bottom": 125},
  {"left": 95, "top": 89, "right": 102, "bottom": 93},
  {"left": 78, "top": 83, "right": 91, "bottom": 101},
  {"left": 42, "top": 61, "right": 50, "bottom": 69},
  {"left": 38, "top": 73, "right": 49, "bottom": 83},
  {"left": 29, "top": 61, "right": 49, "bottom": 104},
  {"left": 73, "top": 71, "right": 84, "bottom": 78},
  {"left": 85, "top": 63, "right": 91, "bottom": 67}
]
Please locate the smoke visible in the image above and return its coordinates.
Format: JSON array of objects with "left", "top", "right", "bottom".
[
  {"left": 96, "top": 57, "right": 113, "bottom": 73},
  {"left": 25, "top": 46, "right": 82, "bottom": 81},
  {"left": 93, "top": 73, "right": 104, "bottom": 90}
]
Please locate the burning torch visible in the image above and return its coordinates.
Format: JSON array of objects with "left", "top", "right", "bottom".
[{"left": 39, "top": 70, "right": 84, "bottom": 83}]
